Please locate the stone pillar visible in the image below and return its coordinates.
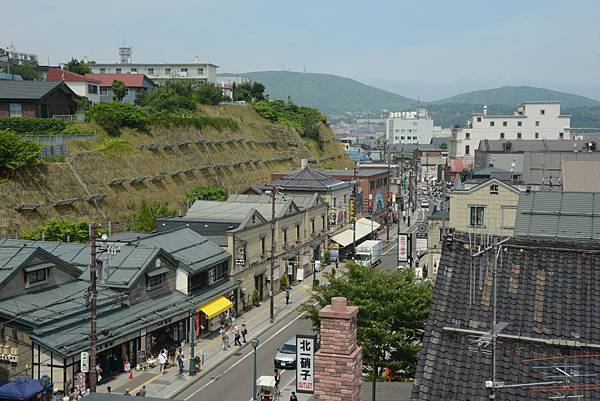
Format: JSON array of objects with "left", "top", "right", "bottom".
[{"left": 314, "top": 297, "right": 362, "bottom": 401}]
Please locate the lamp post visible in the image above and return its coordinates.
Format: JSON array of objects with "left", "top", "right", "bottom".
[
  {"left": 189, "top": 310, "right": 196, "bottom": 375},
  {"left": 251, "top": 337, "right": 260, "bottom": 401},
  {"left": 268, "top": 187, "right": 284, "bottom": 324}
]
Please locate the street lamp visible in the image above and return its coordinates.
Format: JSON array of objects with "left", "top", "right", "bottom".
[
  {"left": 189, "top": 309, "right": 196, "bottom": 375},
  {"left": 251, "top": 337, "right": 260, "bottom": 401}
]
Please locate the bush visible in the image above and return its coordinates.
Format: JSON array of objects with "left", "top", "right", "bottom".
[
  {"left": 128, "top": 200, "right": 177, "bottom": 232},
  {"left": 0, "top": 129, "right": 42, "bottom": 172},
  {"left": 148, "top": 112, "right": 238, "bottom": 131},
  {"left": 87, "top": 102, "right": 147, "bottom": 136},
  {"left": 21, "top": 218, "right": 90, "bottom": 242},
  {"left": 0, "top": 117, "right": 67, "bottom": 136},
  {"left": 61, "top": 123, "right": 98, "bottom": 136},
  {"left": 98, "top": 137, "right": 135, "bottom": 157},
  {"left": 186, "top": 186, "right": 227, "bottom": 202},
  {"left": 142, "top": 80, "right": 224, "bottom": 112},
  {"left": 251, "top": 289, "right": 260, "bottom": 305},
  {"left": 280, "top": 274, "right": 289, "bottom": 289}
]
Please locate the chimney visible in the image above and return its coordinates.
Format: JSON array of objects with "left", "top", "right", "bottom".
[{"left": 483, "top": 105, "right": 488, "bottom": 116}]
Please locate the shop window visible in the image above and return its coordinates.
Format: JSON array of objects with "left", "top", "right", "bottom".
[{"left": 369, "top": 181, "right": 375, "bottom": 191}]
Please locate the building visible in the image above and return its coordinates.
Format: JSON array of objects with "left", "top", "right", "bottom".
[
  {"left": 0, "top": 45, "right": 38, "bottom": 65},
  {"left": 0, "top": 80, "right": 80, "bottom": 118},
  {"left": 259, "top": 167, "right": 353, "bottom": 226},
  {"left": 385, "top": 108, "right": 434, "bottom": 145},
  {"left": 0, "top": 228, "right": 235, "bottom": 391},
  {"left": 448, "top": 178, "right": 520, "bottom": 237},
  {"left": 90, "top": 61, "right": 217, "bottom": 84},
  {"left": 45, "top": 68, "right": 101, "bottom": 104},
  {"left": 412, "top": 230, "right": 600, "bottom": 400},
  {"left": 157, "top": 194, "right": 329, "bottom": 308},
  {"left": 84, "top": 73, "right": 157, "bottom": 105},
  {"left": 424, "top": 207, "right": 448, "bottom": 283},
  {"left": 417, "top": 148, "right": 449, "bottom": 183},
  {"left": 450, "top": 102, "right": 571, "bottom": 161}
]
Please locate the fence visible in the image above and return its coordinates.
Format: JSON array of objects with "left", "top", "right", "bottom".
[
  {"left": 52, "top": 114, "right": 86, "bottom": 122},
  {"left": 22, "top": 134, "right": 98, "bottom": 159}
]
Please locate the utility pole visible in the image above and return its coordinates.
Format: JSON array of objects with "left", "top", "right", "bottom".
[
  {"left": 89, "top": 223, "right": 98, "bottom": 392},
  {"left": 270, "top": 188, "right": 277, "bottom": 324},
  {"left": 352, "top": 166, "right": 358, "bottom": 256}
]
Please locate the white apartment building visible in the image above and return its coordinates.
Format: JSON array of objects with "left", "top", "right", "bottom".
[
  {"left": 450, "top": 101, "right": 571, "bottom": 160},
  {"left": 385, "top": 108, "right": 434, "bottom": 145},
  {"left": 90, "top": 61, "right": 218, "bottom": 84},
  {"left": 1, "top": 45, "right": 38, "bottom": 65}
]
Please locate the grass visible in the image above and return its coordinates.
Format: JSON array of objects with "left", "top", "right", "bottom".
[{"left": 98, "top": 137, "right": 136, "bottom": 157}]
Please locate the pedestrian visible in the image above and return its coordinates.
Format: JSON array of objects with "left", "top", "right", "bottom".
[
  {"left": 384, "top": 366, "right": 391, "bottom": 382},
  {"left": 234, "top": 326, "right": 242, "bottom": 347},
  {"left": 274, "top": 368, "right": 280, "bottom": 389},
  {"left": 241, "top": 323, "right": 248, "bottom": 344},
  {"left": 136, "top": 386, "right": 146, "bottom": 397},
  {"left": 123, "top": 389, "right": 131, "bottom": 396},
  {"left": 176, "top": 348, "right": 185, "bottom": 375},
  {"left": 290, "top": 391, "right": 298, "bottom": 401},
  {"left": 220, "top": 327, "right": 230, "bottom": 350},
  {"left": 106, "top": 387, "right": 112, "bottom": 395},
  {"left": 335, "top": 257, "right": 339, "bottom": 270},
  {"left": 285, "top": 286, "right": 290, "bottom": 305},
  {"left": 158, "top": 349, "right": 167, "bottom": 375}
]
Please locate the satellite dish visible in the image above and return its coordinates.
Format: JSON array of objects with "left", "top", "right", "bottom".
[
  {"left": 101, "top": 234, "right": 108, "bottom": 240},
  {"left": 155, "top": 258, "right": 162, "bottom": 268}
]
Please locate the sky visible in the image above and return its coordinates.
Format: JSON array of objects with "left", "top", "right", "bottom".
[{"left": 3, "top": 0, "right": 600, "bottom": 101}]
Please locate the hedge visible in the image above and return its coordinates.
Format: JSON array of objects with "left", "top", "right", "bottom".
[
  {"left": 148, "top": 113, "right": 239, "bottom": 131},
  {"left": 0, "top": 117, "right": 67, "bottom": 136}
]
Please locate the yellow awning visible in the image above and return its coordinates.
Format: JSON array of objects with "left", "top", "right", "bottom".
[{"left": 197, "top": 296, "right": 233, "bottom": 319}]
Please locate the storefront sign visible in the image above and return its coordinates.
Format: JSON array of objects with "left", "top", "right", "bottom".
[
  {"left": 416, "top": 237, "right": 427, "bottom": 253},
  {"left": 296, "top": 335, "right": 315, "bottom": 394},
  {"left": 80, "top": 352, "right": 89, "bottom": 373},
  {"left": 296, "top": 269, "right": 305, "bottom": 281},
  {"left": 398, "top": 233, "right": 409, "bottom": 262}
]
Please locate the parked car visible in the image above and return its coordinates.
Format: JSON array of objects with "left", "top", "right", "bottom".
[
  {"left": 420, "top": 200, "right": 430, "bottom": 209},
  {"left": 274, "top": 337, "right": 297, "bottom": 369}
]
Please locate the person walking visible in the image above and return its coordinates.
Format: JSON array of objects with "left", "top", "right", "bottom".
[
  {"left": 158, "top": 349, "right": 168, "bottom": 375},
  {"left": 176, "top": 348, "right": 185, "bottom": 375},
  {"left": 290, "top": 391, "right": 298, "bottom": 401},
  {"left": 106, "top": 387, "right": 112, "bottom": 395},
  {"left": 241, "top": 323, "right": 248, "bottom": 344},
  {"left": 274, "top": 368, "right": 280, "bottom": 389},
  {"left": 234, "top": 325, "right": 242, "bottom": 347},
  {"left": 220, "top": 327, "right": 230, "bottom": 350},
  {"left": 285, "top": 286, "right": 290, "bottom": 305}
]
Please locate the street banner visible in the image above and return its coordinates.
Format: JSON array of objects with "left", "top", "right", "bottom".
[
  {"left": 296, "top": 335, "right": 316, "bottom": 394},
  {"left": 416, "top": 238, "right": 427, "bottom": 253},
  {"left": 398, "top": 233, "right": 409, "bottom": 262}
]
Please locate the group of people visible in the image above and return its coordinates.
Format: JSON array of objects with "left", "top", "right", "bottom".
[
  {"left": 157, "top": 347, "right": 188, "bottom": 375},
  {"left": 220, "top": 323, "right": 248, "bottom": 350}
]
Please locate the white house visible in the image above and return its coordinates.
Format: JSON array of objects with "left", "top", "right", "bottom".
[
  {"left": 45, "top": 68, "right": 101, "bottom": 104},
  {"left": 385, "top": 108, "right": 434, "bottom": 145},
  {"left": 450, "top": 101, "right": 571, "bottom": 161}
]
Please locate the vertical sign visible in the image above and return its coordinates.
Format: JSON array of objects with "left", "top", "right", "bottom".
[
  {"left": 398, "top": 233, "right": 409, "bottom": 262},
  {"left": 296, "top": 335, "right": 315, "bottom": 394},
  {"left": 80, "top": 352, "right": 89, "bottom": 373}
]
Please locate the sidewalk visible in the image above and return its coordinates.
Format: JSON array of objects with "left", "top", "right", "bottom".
[{"left": 96, "top": 264, "right": 336, "bottom": 399}]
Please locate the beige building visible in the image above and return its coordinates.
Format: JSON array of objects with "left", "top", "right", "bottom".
[
  {"left": 425, "top": 209, "right": 448, "bottom": 283},
  {"left": 449, "top": 178, "right": 520, "bottom": 237},
  {"left": 158, "top": 193, "right": 329, "bottom": 311}
]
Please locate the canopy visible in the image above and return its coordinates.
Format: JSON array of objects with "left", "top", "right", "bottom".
[
  {"left": 256, "top": 375, "right": 276, "bottom": 388},
  {"left": 330, "top": 218, "right": 381, "bottom": 248},
  {"left": 197, "top": 296, "right": 233, "bottom": 319},
  {"left": 0, "top": 378, "right": 43, "bottom": 400}
]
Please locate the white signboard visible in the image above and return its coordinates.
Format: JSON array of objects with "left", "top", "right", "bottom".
[
  {"left": 398, "top": 233, "right": 409, "bottom": 262},
  {"left": 80, "top": 352, "right": 89, "bottom": 373},
  {"left": 296, "top": 335, "right": 315, "bottom": 394},
  {"left": 416, "top": 238, "right": 427, "bottom": 253},
  {"left": 296, "top": 268, "right": 305, "bottom": 281}
]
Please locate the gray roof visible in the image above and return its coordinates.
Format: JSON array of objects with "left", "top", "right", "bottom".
[
  {"left": 363, "top": 382, "right": 411, "bottom": 401},
  {"left": 186, "top": 196, "right": 299, "bottom": 224},
  {"left": 514, "top": 191, "right": 600, "bottom": 239},
  {"left": 561, "top": 160, "right": 600, "bottom": 192},
  {"left": 263, "top": 167, "right": 350, "bottom": 191},
  {"left": 430, "top": 136, "right": 451, "bottom": 145},
  {"left": 0, "top": 80, "right": 76, "bottom": 101},
  {"left": 107, "top": 231, "right": 151, "bottom": 242},
  {"left": 478, "top": 139, "right": 597, "bottom": 153}
]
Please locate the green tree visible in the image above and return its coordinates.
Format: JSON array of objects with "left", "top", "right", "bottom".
[
  {"left": 129, "top": 200, "right": 177, "bottom": 232},
  {"left": 299, "top": 262, "right": 432, "bottom": 379},
  {"left": 21, "top": 218, "right": 90, "bottom": 242},
  {"left": 193, "top": 83, "right": 225, "bottom": 105},
  {"left": 186, "top": 186, "right": 227, "bottom": 202},
  {"left": 112, "top": 80, "right": 128, "bottom": 102},
  {"left": 86, "top": 102, "right": 147, "bottom": 136},
  {"left": 65, "top": 58, "right": 91, "bottom": 75},
  {"left": 233, "top": 81, "right": 266, "bottom": 102},
  {"left": 7, "top": 61, "right": 40, "bottom": 80},
  {"left": 142, "top": 80, "right": 196, "bottom": 111},
  {"left": 439, "top": 142, "right": 448, "bottom": 150},
  {"left": 0, "top": 129, "right": 42, "bottom": 173}
]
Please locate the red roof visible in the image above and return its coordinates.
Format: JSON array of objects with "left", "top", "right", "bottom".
[
  {"left": 449, "top": 159, "right": 469, "bottom": 173},
  {"left": 84, "top": 73, "right": 154, "bottom": 88},
  {"left": 46, "top": 68, "right": 101, "bottom": 83}
]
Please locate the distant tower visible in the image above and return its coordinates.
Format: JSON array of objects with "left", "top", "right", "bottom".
[{"left": 119, "top": 47, "right": 132, "bottom": 64}]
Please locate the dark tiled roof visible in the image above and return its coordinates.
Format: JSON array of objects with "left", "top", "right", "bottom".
[
  {"left": 562, "top": 160, "right": 600, "bottom": 193},
  {"left": 265, "top": 167, "right": 351, "bottom": 191},
  {"left": 412, "top": 234, "right": 600, "bottom": 400},
  {"left": 0, "top": 80, "right": 73, "bottom": 100}
]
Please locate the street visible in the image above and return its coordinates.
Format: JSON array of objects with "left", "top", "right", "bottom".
[
  {"left": 379, "top": 207, "right": 427, "bottom": 272},
  {"left": 177, "top": 310, "right": 313, "bottom": 401}
]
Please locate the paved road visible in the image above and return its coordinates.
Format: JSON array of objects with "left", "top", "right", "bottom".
[
  {"left": 176, "top": 310, "right": 313, "bottom": 401},
  {"left": 379, "top": 207, "right": 427, "bottom": 272}
]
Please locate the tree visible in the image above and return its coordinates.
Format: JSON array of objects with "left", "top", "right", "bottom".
[
  {"left": 129, "top": 200, "right": 177, "bottom": 232},
  {"left": 439, "top": 142, "right": 448, "bottom": 150},
  {"left": 0, "top": 129, "right": 42, "bottom": 173},
  {"left": 193, "top": 83, "right": 225, "bottom": 105},
  {"left": 112, "top": 80, "right": 128, "bottom": 102},
  {"left": 21, "top": 218, "right": 90, "bottom": 242},
  {"left": 65, "top": 58, "right": 91, "bottom": 75},
  {"left": 299, "top": 262, "right": 432, "bottom": 379},
  {"left": 233, "top": 81, "right": 266, "bottom": 102},
  {"left": 186, "top": 186, "right": 227, "bottom": 203},
  {"left": 7, "top": 61, "right": 40, "bottom": 80},
  {"left": 86, "top": 102, "right": 147, "bottom": 136}
]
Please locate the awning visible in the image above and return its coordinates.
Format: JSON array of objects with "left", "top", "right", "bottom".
[
  {"left": 147, "top": 267, "right": 169, "bottom": 277},
  {"left": 330, "top": 217, "right": 381, "bottom": 248},
  {"left": 197, "top": 296, "right": 233, "bottom": 319}
]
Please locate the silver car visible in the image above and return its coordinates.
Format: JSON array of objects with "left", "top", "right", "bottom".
[{"left": 274, "top": 337, "right": 297, "bottom": 369}]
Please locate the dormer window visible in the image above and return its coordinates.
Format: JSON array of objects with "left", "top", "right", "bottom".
[
  {"left": 147, "top": 268, "right": 168, "bottom": 289},
  {"left": 24, "top": 263, "right": 52, "bottom": 287}
]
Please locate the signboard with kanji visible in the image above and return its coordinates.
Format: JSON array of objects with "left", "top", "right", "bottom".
[
  {"left": 296, "top": 335, "right": 316, "bottom": 394},
  {"left": 398, "top": 233, "right": 409, "bottom": 262}
]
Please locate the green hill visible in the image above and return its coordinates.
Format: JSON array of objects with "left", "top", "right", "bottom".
[
  {"left": 221, "top": 71, "right": 415, "bottom": 115},
  {"left": 433, "top": 85, "right": 599, "bottom": 108}
]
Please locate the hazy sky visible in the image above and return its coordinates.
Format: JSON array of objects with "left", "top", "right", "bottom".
[{"left": 4, "top": 0, "right": 600, "bottom": 100}]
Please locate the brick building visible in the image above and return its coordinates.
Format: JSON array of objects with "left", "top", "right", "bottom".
[{"left": 0, "top": 80, "right": 79, "bottom": 118}]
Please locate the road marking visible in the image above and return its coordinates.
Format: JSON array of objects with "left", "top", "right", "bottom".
[{"left": 183, "top": 311, "right": 307, "bottom": 400}]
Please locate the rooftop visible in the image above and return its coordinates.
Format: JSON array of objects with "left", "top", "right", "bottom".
[
  {"left": 263, "top": 167, "right": 351, "bottom": 192},
  {"left": 84, "top": 73, "right": 157, "bottom": 88},
  {"left": 478, "top": 139, "right": 597, "bottom": 153},
  {"left": 46, "top": 67, "right": 101, "bottom": 83},
  {"left": 561, "top": 160, "right": 600, "bottom": 192},
  {"left": 0, "top": 80, "right": 77, "bottom": 101}
]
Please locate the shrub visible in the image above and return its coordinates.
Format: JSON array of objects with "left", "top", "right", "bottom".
[
  {"left": 0, "top": 117, "right": 67, "bottom": 136},
  {"left": 251, "top": 289, "right": 260, "bottom": 305},
  {"left": 61, "top": 123, "right": 98, "bottom": 136},
  {"left": 143, "top": 80, "right": 225, "bottom": 111},
  {"left": 0, "top": 129, "right": 42, "bottom": 172},
  {"left": 98, "top": 137, "right": 135, "bottom": 157},
  {"left": 128, "top": 200, "right": 177, "bottom": 232},
  {"left": 280, "top": 274, "right": 289, "bottom": 289},
  {"left": 21, "top": 218, "right": 90, "bottom": 242},
  {"left": 148, "top": 112, "right": 238, "bottom": 131},
  {"left": 87, "top": 102, "right": 147, "bottom": 136},
  {"left": 186, "top": 186, "right": 227, "bottom": 202}
]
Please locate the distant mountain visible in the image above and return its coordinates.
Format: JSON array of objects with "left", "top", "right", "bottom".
[
  {"left": 219, "top": 71, "right": 415, "bottom": 115},
  {"left": 433, "top": 85, "right": 600, "bottom": 109}
]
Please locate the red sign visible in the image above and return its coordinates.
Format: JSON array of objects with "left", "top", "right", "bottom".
[{"left": 398, "top": 233, "right": 409, "bottom": 262}]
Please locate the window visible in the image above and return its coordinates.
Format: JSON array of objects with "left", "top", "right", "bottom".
[
  {"left": 540, "top": 109, "right": 545, "bottom": 115},
  {"left": 469, "top": 206, "right": 485, "bottom": 227},
  {"left": 413, "top": 136, "right": 418, "bottom": 140},
  {"left": 165, "top": 68, "right": 171, "bottom": 75},
  {"left": 400, "top": 136, "right": 405, "bottom": 140},
  {"left": 100, "top": 87, "right": 108, "bottom": 95},
  {"left": 88, "top": 84, "right": 98, "bottom": 94},
  {"left": 503, "top": 121, "right": 507, "bottom": 127},
  {"left": 296, "top": 224, "right": 300, "bottom": 240},
  {"left": 115, "top": 68, "right": 121, "bottom": 73},
  {"left": 130, "top": 68, "right": 137, "bottom": 73},
  {"left": 535, "top": 132, "right": 539, "bottom": 139},
  {"left": 311, "top": 219, "right": 315, "bottom": 233},
  {"left": 477, "top": 117, "right": 482, "bottom": 122},
  {"left": 9, "top": 103, "right": 22, "bottom": 117},
  {"left": 343, "top": 194, "right": 348, "bottom": 204},
  {"left": 413, "top": 121, "right": 418, "bottom": 126},
  {"left": 503, "top": 142, "right": 512, "bottom": 151},
  {"left": 27, "top": 269, "right": 47, "bottom": 284},
  {"left": 535, "top": 121, "right": 540, "bottom": 127},
  {"left": 198, "top": 68, "right": 204, "bottom": 74},
  {"left": 401, "top": 129, "right": 405, "bottom": 133},
  {"left": 500, "top": 132, "right": 505, "bottom": 139},
  {"left": 261, "top": 236, "right": 266, "bottom": 255},
  {"left": 490, "top": 121, "right": 495, "bottom": 127},
  {"left": 99, "top": 68, "right": 106, "bottom": 73},
  {"left": 147, "top": 272, "right": 165, "bottom": 289},
  {"left": 383, "top": 177, "right": 388, "bottom": 186},
  {"left": 208, "top": 263, "right": 227, "bottom": 285},
  {"left": 559, "top": 132, "right": 564, "bottom": 139},
  {"left": 181, "top": 68, "right": 188, "bottom": 72},
  {"left": 148, "top": 68, "right": 154, "bottom": 75},
  {"left": 517, "top": 121, "right": 522, "bottom": 127},
  {"left": 465, "top": 145, "right": 470, "bottom": 155},
  {"left": 322, "top": 215, "right": 326, "bottom": 230},
  {"left": 369, "top": 181, "right": 375, "bottom": 191},
  {"left": 465, "top": 132, "right": 470, "bottom": 139},
  {"left": 517, "top": 132, "right": 522, "bottom": 139},
  {"left": 283, "top": 228, "right": 288, "bottom": 245}
]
